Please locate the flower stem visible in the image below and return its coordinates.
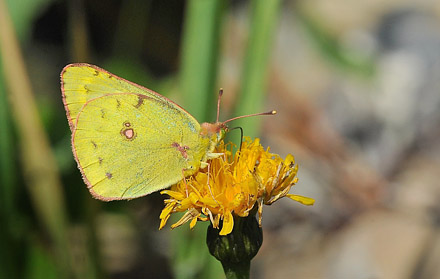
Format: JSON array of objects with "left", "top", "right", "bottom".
[
  {"left": 206, "top": 213, "right": 262, "bottom": 279},
  {"left": 222, "top": 261, "right": 251, "bottom": 279}
]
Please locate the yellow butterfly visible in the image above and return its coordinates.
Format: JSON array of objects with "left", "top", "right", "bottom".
[{"left": 61, "top": 63, "right": 274, "bottom": 201}]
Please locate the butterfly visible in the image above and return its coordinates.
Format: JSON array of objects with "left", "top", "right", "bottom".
[{"left": 61, "top": 63, "right": 275, "bottom": 201}]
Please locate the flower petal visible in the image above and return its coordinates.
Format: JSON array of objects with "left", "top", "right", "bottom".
[
  {"left": 171, "top": 208, "right": 200, "bottom": 229},
  {"left": 219, "top": 211, "right": 234, "bottom": 235},
  {"left": 286, "top": 194, "right": 315, "bottom": 205},
  {"left": 161, "top": 190, "right": 185, "bottom": 200}
]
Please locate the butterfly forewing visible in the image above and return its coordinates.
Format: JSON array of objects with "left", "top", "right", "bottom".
[{"left": 61, "top": 64, "right": 166, "bottom": 131}]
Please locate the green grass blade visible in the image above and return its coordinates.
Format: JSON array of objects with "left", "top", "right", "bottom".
[
  {"left": 0, "top": 1, "right": 72, "bottom": 277},
  {"left": 179, "top": 0, "right": 223, "bottom": 121},
  {"left": 173, "top": 1, "right": 224, "bottom": 278},
  {"left": 234, "top": 0, "right": 282, "bottom": 138},
  {"left": 0, "top": 51, "right": 15, "bottom": 227}
]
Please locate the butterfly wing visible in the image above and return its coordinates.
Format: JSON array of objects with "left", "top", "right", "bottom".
[
  {"left": 61, "top": 63, "right": 166, "bottom": 131},
  {"left": 72, "top": 93, "right": 206, "bottom": 200}
]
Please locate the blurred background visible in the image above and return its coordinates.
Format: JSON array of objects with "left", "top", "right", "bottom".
[{"left": 1, "top": 0, "right": 440, "bottom": 278}]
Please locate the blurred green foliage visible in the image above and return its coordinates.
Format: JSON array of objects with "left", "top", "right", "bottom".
[
  {"left": 0, "top": 0, "right": 320, "bottom": 278},
  {"left": 297, "top": 8, "right": 376, "bottom": 77},
  {"left": 6, "top": 0, "right": 54, "bottom": 40}
]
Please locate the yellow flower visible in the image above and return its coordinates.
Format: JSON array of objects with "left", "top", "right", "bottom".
[{"left": 159, "top": 137, "right": 314, "bottom": 235}]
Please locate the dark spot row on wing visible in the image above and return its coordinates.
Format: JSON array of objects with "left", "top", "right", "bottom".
[{"left": 134, "top": 95, "right": 148, "bottom": 108}]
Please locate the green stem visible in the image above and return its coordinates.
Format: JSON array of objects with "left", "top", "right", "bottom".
[
  {"left": 223, "top": 261, "right": 251, "bottom": 279},
  {"left": 207, "top": 213, "right": 262, "bottom": 279}
]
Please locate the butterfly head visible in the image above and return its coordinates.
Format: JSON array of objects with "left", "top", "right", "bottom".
[
  {"left": 200, "top": 88, "right": 276, "bottom": 144},
  {"left": 200, "top": 122, "right": 228, "bottom": 142}
]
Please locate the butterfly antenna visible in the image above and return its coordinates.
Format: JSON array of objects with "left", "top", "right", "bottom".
[
  {"left": 216, "top": 88, "right": 223, "bottom": 123},
  {"left": 223, "top": 110, "right": 277, "bottom": 124}
]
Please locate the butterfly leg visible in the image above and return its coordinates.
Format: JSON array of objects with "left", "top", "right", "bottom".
[
  {"left": 199, "top": 152, "right": 223, "bottom": 169},
  {"left": 206, "top": 162, "right": 211, "bottom": 192},
  {"left": 205, "top": 162, "right": 220, "bottom": 206},
  {"left": 206, "top": 152, "right": 223, "bottom": 160},
  {"left": 181, "top": 169, "right": 189, "bottom": 198}
]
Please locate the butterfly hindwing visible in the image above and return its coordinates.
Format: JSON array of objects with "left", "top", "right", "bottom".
[{"left": 72, "top": 93, "right": 204, "bottom": 200}]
